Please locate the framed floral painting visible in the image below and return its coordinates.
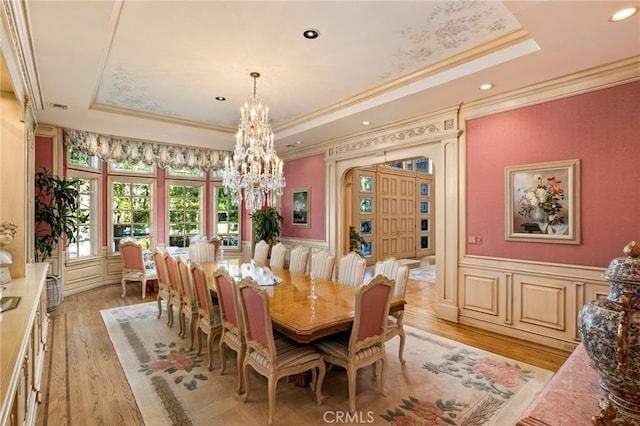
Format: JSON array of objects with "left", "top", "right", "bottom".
[
  {"left": 505, "top": 159, "right": 580, "bottom": 244},
  {"left": 292, "top": 188, "right": 310, "bottom": 228}
]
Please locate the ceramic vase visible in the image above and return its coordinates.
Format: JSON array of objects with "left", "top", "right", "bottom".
[{"left": 577, "top": 241, "right": 640, "bottom": 424}]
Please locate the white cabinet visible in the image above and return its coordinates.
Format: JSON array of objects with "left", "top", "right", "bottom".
[{"left": 0, "top": 263, "right": 49, "bottom": 426}]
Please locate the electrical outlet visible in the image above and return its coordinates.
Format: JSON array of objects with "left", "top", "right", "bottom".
[
  {"left": 468, "top": 236, "right": 476, "bottom": 244},
  {"left": 476, "top": 235, "right": 483, "bottom": 244}
]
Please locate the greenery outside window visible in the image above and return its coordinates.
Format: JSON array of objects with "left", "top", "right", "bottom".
[
  {"left": 167, "top": 182, "right": 204, "bottom": 247},
  {"left": 212, "top": 184, "right": 240, "bottom": 249},
  {"left": 109, "top": 159, "right": 155, "bottom": 175},
  {"left": 109, "top": 177, "right": 154, "bottom": 253},
  {"left": 67, "top": 147, "right": 100, "bottom": 171},
  {"left": 66, "top": 173, "right": 99, "bottom": 259}
]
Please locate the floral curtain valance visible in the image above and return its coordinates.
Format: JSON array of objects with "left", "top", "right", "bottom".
[{"left": 63, "top": 128, "right": 231, "bottom": 171}]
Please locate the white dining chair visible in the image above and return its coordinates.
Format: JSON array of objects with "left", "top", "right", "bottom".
[
  {"left": 253, "top": 240, "right": 269, "bottom": 265},
  {"left": 189, "top": 240, "right": 216, "bottom": 263},
  {"left": 337, "top": 251, "right": 366, "bottom": 287},
  {"left": 310, "top": 249, "right": 335, "bottom": 281},
  {"left": 288, "top": 246, "right": 309, "bottom": 274},
  {"left": 269, "top": 242, "right": 287, "bottom": 269},
  {"left": 375, "top": 257, "right": 410, "bottom": 365}
]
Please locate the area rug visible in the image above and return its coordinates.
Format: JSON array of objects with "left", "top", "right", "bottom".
[
  {"left": 409, "top": 265, "right": 436, "bottom": 283},
  {"left": 101, "top": 302, "right": 553, "bottom": 426}
]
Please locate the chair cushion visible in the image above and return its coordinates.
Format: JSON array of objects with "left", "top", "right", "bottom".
[
  {"left": 222, "top": 329, "right": 242, "bottom": 347},
  {"left": 249, "top": 337, "right": 322, "bottom": 370},
  {"left": 315, "top": 335, "right": 382, "bottom": 362}
]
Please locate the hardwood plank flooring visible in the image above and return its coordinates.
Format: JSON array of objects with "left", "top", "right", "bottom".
[{"left": 36, "top": 277, "right": 570, "bottom": 425}]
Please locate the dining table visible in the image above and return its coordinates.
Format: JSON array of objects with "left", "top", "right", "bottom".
[{"left": 200, "top": 258, "right": 405, "bottom": 343}]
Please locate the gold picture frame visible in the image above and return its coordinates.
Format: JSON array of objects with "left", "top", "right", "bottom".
[
  {"left": 505, "top": 159, "right": 580, "bottom": 244},
  {"left": 292, "top": 188, "right": 310, "bottom": 228}
]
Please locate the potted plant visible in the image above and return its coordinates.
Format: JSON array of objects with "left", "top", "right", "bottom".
[
  {"left": 34, "top": 167, "right": 83, "bottom": 311},
  {"left": 249, "top": 206, "right": 283, "bottom": 247},
  {"left": 349, "top": 226, "right": 366, "bottom": 256}
]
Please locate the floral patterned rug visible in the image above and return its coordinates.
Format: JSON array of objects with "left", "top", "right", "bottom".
[{"left": 101, "top": 302, "right": 553, "bottom": 425}]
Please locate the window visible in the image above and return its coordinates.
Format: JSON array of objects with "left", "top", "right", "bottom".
[
  {"left": 212, "top": 184, "right": 240, "bottom": 248},
  {"left": 110, "top": 178, "right": 154, "bottom": 252},
  {"left": 166, "top": 166, "right": 205, "bottom": 179},
  {"left": 109, "top": 159, "right": 155, "bottom": 175},
  {"left": 66, "top": 172, "right": 99, "bottom": 260},
  {"left": 67, "top": 147, "right": 100, "bottom": 171},
  {"left": 167, "top": 182, "right": 204, "bottom": 247}
]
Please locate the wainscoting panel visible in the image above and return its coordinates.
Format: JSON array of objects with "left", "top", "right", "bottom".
[
  {"left": 461, "top": 271, "right": 501, "bottom": 317},
  {"left": 458, "top": 257, "right": 608, "bottom": 350}
]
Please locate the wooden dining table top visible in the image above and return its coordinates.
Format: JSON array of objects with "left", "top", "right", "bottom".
[{"left": 200, "top": 259, "right": 405, "bottom": 343}]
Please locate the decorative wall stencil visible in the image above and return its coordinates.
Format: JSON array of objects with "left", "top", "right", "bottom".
[{"left": 63, "top": 128, "right": 229, "bottom": 172}]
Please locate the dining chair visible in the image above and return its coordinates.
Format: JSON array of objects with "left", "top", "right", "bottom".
[
  {"left": 288, "top": 245, "right": 309, "bottom": 274},
  {"left": 214, "top": 267, "right": 246, "bottom": 393},
  {"left": 269, "top": 242, "right": 287, "bottom": 269},
  {"left": 237, "top": 277, "right": 326, "bottom": 426},
  {"left": 209, "top": 237, "right": 220, "bottom": 259},
  {"left": 189, "top": 240, "right": 216, "bottom": 263},
  {"left": 191, "top": 262, "right": 222, "bottom": 370},
  {"left": 164, "top": 252, "right": 181, "bottom": 329},
  {"left": 375, "top": 257, "right": 410, "bottom": 365},
  {"left": 337, "top": 251, "right": 366, "bottom": 287},
  {"left": 253, "top": 239, "right": 270, "bottom": 265},
  {"left": 310, "top": 249, "right": 335, "bottom": 281},
  {"left": 315, "top": 274, "right": 394, "bottom": 414},
  {"left": 177, "top": 256, "right": 198, "bottom": 349},
  {"left": 119, "top": 240, "right": 157, "bottom": 299},
  {"left": 152, "top": 248, "right": 172, "bottom": 325}
]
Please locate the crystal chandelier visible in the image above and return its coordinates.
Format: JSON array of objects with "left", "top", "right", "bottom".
[{"left": 223, "top": 72, "right": 285, "bottom": 212}]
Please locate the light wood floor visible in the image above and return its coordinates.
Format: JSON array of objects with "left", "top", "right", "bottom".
[{"left": 36, "top": 277, "right": 570, "bottom": 425}]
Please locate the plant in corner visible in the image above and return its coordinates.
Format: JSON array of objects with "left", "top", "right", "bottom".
[
  {"left": 34, "top": 167, "right": 84, "bottom": 263},
  {"left": 349, "top": 226, "right": 366, "bottom": 256},
  {"left": 249, "top": 206, "right": 283, "bottom": 247}
]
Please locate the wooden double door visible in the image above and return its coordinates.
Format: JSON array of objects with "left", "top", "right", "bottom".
[{"left": 348, "top": 164, "right": 434, "bottom": 266}]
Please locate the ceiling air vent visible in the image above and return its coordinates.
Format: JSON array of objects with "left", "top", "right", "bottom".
[{"left": 48, "top": 102, "right": 69, "bottom": 110}]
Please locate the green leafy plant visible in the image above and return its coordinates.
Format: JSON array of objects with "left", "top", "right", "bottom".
[
  {"left": 34, "top": 167, "right": 84, "bottom": 262},
  {"left": 349, "top": 226, "right": 366, "bottom": 256},
  {"left": 249, "top": 207, "right": 283, "bottom": 246}
]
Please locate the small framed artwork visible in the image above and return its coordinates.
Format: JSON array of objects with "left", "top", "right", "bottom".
[
  {"left": 420, "top": 183, "right": 430, "bottom": 196},
  {"left": 359, "top": 175, "right": 373, "bottom": 192},
  {"left": 361, "top": 241, "right": 373, "bottom": 257},
  {"left": 420, "top": 201, "right": 429, "bottom": 214},
  {"left": 292, "top": 188, "right": 310, "bottom": 228},
  {"left": 505, "top": 159, "right": 580, "bottom": 244},
  {"left": 360, "top": 197, "right": 373, "bottom": 214}
]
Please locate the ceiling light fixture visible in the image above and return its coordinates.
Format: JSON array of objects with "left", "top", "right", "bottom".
[
  {"left": 361, "top": 121, "right": 371, "bottom": 126},
  {"left": 215, "top": 96, "right": 226, "bottom": 101},
  {"left": 610, "top": 7, "right": 638, "bottom": 22},
  {"left": 479, "top": 83, "right": 494, "bottom": 90},
  {"left": 223, "top": 72, "right": 285, "bottom": 212},
  {"left": 303, "top": 29, "right": 319, "bottom": 39}
]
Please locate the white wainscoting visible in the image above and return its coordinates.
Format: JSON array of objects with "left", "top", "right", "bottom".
[{"left": 458, "top": 256, "right": 609, "bottom": 351}]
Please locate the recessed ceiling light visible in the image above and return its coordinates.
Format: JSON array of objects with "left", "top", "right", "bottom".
[
  {"left": 215, "top": 96, "right": 226, "bottom": 101},
  {"left": 479, "top": 83, "right": 494, "bottom": 91},
  {"left": 610, "top": 7, "right": 638, "bottom": 22},
  {"left": 285, "top": 144, "right": 296, "bottom": 148},
  {"left": 296, "top": 141, "right": 302, "bottom": 145},
  {"left": 361, "top": 121, "right": 371, "bottom": 126},
  {"left": 303, "top": 29, "right": 319, "bottom": 39}
]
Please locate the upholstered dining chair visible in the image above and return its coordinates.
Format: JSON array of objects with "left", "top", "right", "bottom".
[
  {"left": 119, "top": 240, "right": 157, "bottom": 299},
  {"left": 375, "top": 257, "right": 410, "bottom": 365},
  {"left": 288, "top": 245, "right": 309, "bottom": 274},
  {"left": 310, "top": 249, "right": 335, "bottom": 281},
  {"left": 337, "top": 251, "right": 366, "bottom": 287},
  {"left": 268, "top": 242, "right": 287, "bottom": 269},
  {"left": 237, "top": 277, "right": 326, "bottom": 426},
  {"left": 164, "top": 252, "right": 181, "bottom": 329},
  {"left": 314, "top": 274, "right": 394, "bottom": 414},
  {"left": 152, "top": 248, "right": 172, "bottom": 325},
  {"left": 177, "top": 256, "right": 198, "bottom": 349},
  {"left": 253, "top": 240, "right": 270, "bottom": 265},
  {"left": 189, "top": 240, "right": 216, "bottom": 263},
  {"left": 214, "top": 267, "right": 245, "bottom": 393},
  {"left": 191, "top": 262, "right": 222, "bottom": 370}
]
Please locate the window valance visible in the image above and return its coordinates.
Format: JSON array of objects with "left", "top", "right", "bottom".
[{"left": 63, "top": 128, "right": 230, "bottom": 171}]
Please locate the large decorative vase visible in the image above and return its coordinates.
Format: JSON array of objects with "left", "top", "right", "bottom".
[{"left": 578, "top": 241, "right": 640, "bottom": 425}]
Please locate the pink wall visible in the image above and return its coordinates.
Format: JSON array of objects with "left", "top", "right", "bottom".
[
  {"left": 35, "top": 136, "right": 53, "bottom": 174},
  {"left": 281, "top": 154, "right": 325, "bottom": 240},
  {"left": 466, "top": 81, "right": 640, "bottom": 267}
]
